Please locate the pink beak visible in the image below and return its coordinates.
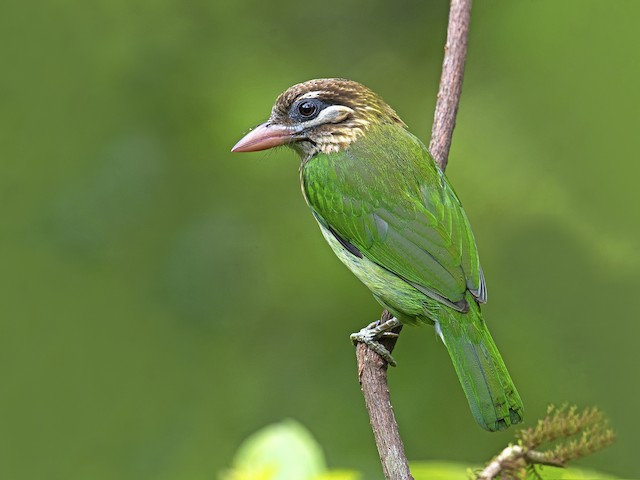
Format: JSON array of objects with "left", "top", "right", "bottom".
[{"left": 231, "top": 122, "right": 296, "bottom": 152}]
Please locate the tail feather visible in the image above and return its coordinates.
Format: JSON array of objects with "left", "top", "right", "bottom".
[{"left": 437, "top": 294, "right": 523, "bottom": 431}]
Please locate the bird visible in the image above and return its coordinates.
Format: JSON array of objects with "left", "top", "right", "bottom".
[{"left": 232, "top": 78, "right": 523, "bottom": 432}]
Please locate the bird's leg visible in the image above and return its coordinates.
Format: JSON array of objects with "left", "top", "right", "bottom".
[{"left": 350, "top": 317, "right": 401, "bottom": 367}]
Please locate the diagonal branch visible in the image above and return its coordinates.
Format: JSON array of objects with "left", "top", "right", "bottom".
[
  {"left": 476, "top": 445, "right": 564, "bottom": 480},
  {"left": 356, "top": 312, "right": 408, "bottom": 479},
  {"left": 355, "top": 1, "right": 473, "bottom": 479},
  {"left": 430, "top": 0, "right": 472, "bottom": 170}
]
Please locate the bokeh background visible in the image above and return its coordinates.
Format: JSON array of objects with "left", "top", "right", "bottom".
[{"left": 2, "top": 0, "right": 639, "bottom": 478}]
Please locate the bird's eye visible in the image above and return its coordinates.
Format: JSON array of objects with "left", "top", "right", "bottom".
[{"left": 298, "top": 101, "right": 318, "bottom": 118}]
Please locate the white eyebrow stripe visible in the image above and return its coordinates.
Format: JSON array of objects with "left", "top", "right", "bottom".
[{"left": 299, "top": 91, "right": 326, "bottom": 100}]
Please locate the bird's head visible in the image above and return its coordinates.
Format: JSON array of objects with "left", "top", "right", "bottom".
[{"left": 232, "top": 78, "right": 406, "bottom": 158}]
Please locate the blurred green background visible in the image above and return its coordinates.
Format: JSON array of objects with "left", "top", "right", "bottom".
[{"left": 2, "top": 0, "right": 638, "bottom": 478}]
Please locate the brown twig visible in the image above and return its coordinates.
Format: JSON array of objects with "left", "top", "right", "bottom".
[
  {"left": 477, "top": 405, "right": 615, "bottom": 479},
  {"left": 357, "top": 311, "right": 409, "bottom": 479},
  {"left": 430, "top": 0, "right": 472, "bottom": 170},
  {"left": 476, "top": 445, "right": 562, "bottom": 480},
  {"left": 355, "top": 1, "right": 473, "bottom": 479}
]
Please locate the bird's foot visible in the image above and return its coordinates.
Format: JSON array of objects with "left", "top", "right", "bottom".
[{"left": 350, "top": 317, "right": 401, "bottom": 367}]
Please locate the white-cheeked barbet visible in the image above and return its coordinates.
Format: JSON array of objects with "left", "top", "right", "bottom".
[{"left": 232, "top": 78, "right": 523, "bottom": 431}]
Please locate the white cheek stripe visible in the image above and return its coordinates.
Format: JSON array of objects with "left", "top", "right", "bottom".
[{"left": 298, "top": 105, "right": 354, "bottom": 130}]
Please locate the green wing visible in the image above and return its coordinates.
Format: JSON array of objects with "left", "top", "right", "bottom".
[{"left": 302, "top": 123, "right": 485, "bottom": 311}]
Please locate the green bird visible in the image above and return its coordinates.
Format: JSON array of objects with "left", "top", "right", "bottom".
[{"left": 232, "top": 78, "right": 523, "bottom": 431}]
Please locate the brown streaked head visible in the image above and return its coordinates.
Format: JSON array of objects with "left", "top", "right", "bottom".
[{"left": 232, "top": 78, "right": 406, "bottom": 158}]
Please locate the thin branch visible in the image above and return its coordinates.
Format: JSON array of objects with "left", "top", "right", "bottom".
[
  {"left": 477, "top": 444, "right": 524, "bottom": 480},
  {"left": 355, "top": 1, "right": 473, "bottom": 479},
  {"left": 357, "top": 312, "right": 410, "bottom": 480},
  {"left": 476, "top": 445, "right": 563, "bottom": 480},
  {"left": 477, "top": 405, "right": 615, "bottom": 479},
  {"left": 430, "top": 0, "right": 473, "bottom": 170}
]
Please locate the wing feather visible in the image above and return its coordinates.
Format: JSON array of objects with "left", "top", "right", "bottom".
[{"left": 303, "top": 123, "right": 486, "bottom": 308}]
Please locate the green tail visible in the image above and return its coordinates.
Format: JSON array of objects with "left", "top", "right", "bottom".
[{"left": 437, "top": 293, "right": 524, "bottom": 431}]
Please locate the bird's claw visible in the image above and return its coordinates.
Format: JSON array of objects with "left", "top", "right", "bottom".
[{"left": 350, "top": 317, "right": 401, "bottom": 366}]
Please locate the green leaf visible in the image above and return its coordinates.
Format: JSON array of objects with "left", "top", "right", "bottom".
[
  {"left": 410, "top": 461, "right": 474, "bottom": 480},
  {"left": 221, "top": 420, "right": 327, "bottom": 480},
  {"left": 312, "top": 470, "right": 361, "bottom": 480},
  {"left": 528, "top": 466, "right": 620, "bottom": 479}
]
